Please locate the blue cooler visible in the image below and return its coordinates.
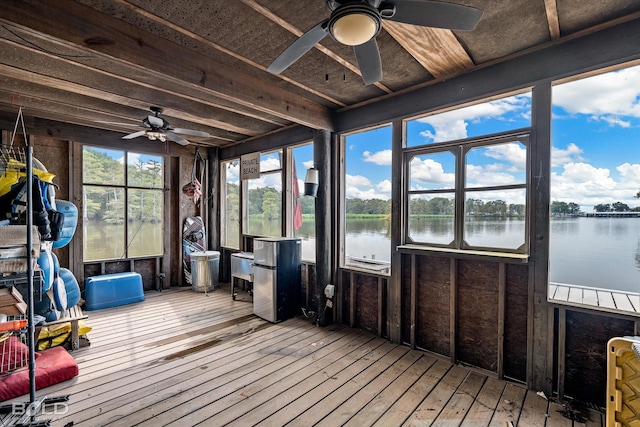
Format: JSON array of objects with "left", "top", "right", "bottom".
[{"left": 85, "top": 272, "right": 144, "bottom": 310}]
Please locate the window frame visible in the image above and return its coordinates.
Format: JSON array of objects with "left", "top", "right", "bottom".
[
  {"left": 339, "top": 124, "right": 393, "bottom": 275},
  {"left": 403, "top": 130, "right": 531, "bottom": 255},
  {"left": 81, "top": 146, "right": 165, "bottom": 262}
]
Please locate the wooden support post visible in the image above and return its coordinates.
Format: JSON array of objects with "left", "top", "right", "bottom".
[
  {"left": 388, "top": 120, "right": 404, "bottom": 342},
  {"left": 529, "top": 82, "right": 553, "bottom": 394},
  {"left": 314, "top": 129, "right": 332, "bottom": 326}
]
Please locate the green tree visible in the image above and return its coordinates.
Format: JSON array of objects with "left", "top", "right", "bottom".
[
  {"left": 612, "top": 201, "right": 630, "bottom": 212},
  {"left": 594, "top": 203, "right": 611, "bottom": 212},
  {"left": 262, "top": 191, "right": 280, "bottom": 220}
]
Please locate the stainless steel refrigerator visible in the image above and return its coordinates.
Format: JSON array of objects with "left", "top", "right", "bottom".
[{"left": 252, "top": 237, "right": 301, "bottom": 322}]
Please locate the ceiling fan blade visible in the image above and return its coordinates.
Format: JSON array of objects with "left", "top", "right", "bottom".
[
  {"left": 94, "top": 120, "right": 142, "bottom": 129},
  {"left": 386, "top": 0, "right": 483, "bottom": 30},
  {"left": 166, "top": 131, "right": 190, "bottom": 146},
  {"left": 171, "top": 128, "right": 211, "bottom": 138},
  {"left": 354, "top": 39, "right": 382, "bottom": 85},
  {"left": 267, "top": 20, "right": 330, "bottom": 74},
  {"left": 122, "top": 130, "right": 147, "bottom": 140}
]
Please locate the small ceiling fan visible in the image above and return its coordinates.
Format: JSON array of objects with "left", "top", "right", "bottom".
[
  {"left": 97, "top": 107, "right": 211, "bottom": 146},
  {"left": 267, "top": 0, "right": 483, "bottom": 85}
]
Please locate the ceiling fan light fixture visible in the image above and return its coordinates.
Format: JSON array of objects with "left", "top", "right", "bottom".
[
  {"left": 329, "top": 4, "right": 380, "bottom": 46},
  {"left": 146, "top": 131, "right": 166, "bottom": 142}
]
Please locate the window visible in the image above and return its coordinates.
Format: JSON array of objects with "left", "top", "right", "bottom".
[
  {"left": 221, "top": 159, "right": 240, "bottom": 249},
  {"left": 405, "top": 92, "right": 531, "bottom": 253},
  {"left": 290, "top": 143, "right": 316, "bottom": 262},
  {"left": 82, "top": 147, "right": 163, "bottom": 261},
  {"left": 550, "top": 64, "right": 640, "bottom": 302},
  {"left": 342, "top": 125, "right": 392, "bottom": 274},
  {"left": 244, "top": 150, "right": 282, "bottom": 238}
]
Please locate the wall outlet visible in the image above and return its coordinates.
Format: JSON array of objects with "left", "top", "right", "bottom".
[{"left": 324, "top": 284, "right": 335, "bottom": 298}]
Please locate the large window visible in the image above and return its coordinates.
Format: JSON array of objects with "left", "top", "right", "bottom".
[
  {"left": 342, "top": 125, "right": 392, "bottom": 273},
  {"left": 82, "top": 147, "right": 164, "bottom": 261},
  {"left": 405, "top": 92, "right": 531, "bottom": 253},
  {"left": 550, "top": 64, "right": 640, "bottom": 300},
  {"left": 221, "top": 159, "right": 240, "bottom": 249},
  {"left": 244, "top": 151, "right": 282, "bottom": 238},
  {"left": 291, "top": 143, "right": 316, "bottom": 262}
]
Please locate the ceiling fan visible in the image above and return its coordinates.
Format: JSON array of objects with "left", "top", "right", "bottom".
[
  {"left": 267, "top": 0, "right": 483, "bottom": 85},
  {"left": 97, "top": 107, "right": 211, "bottom": 146}
]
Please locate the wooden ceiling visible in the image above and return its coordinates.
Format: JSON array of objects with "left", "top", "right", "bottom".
[{"left": 0, "top": 0, "right": 639, "bottom": 149}]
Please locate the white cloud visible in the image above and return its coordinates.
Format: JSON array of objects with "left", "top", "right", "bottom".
[
  {"left": 377, "top": 179, "right": 392, "bottom": 195},
  {"left": 345, "top": 174, "right": 391, "bottom": 200},
  {"left": 552, "top": 143, "right": 583, "bottom": 167},
  {"left": 302, "top": 160, "right": 314, "bottom": 169},
  {"left": 346, "top": 174, "right": 371, "bottom": 188},
  {"left": 417, "top": 94, "right": 530, "bottom": 142},
  {"left": 409, "top": 157, "right": 455, "bottom": 188},
  {"left": 247, "top": 173, "right": 281, "bottom": 191},
  {"left": 551, "top": 161, "right": 640, "bottom": 210},
  {"left": 483, "top": 143, "right": 527, "bottom": 170},
  {"left": 363, "top": 149, "right": 392, "bottom": 165},
  {"left": 466, "top": 164, "right": 522, "bottom": 187},
  {"left": 260, "top": 157, "right": 281, "bottom": 172},
  {"left": 553, "top": 65, "right": 640, "bottom": 123}
]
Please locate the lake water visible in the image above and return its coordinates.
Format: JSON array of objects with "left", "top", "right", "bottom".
[{"left": 337, "top": 216, "right": 640, "bottom": 293}]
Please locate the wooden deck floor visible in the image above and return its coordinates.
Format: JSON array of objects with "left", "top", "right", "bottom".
[
  {"left": 17, "top": 286, "right": 604, "bottom": 426},
  {"left": 549, "top": 282, "right": 640, "bottom": 315}
]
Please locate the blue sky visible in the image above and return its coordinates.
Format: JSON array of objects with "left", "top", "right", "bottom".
[{"left": 342, "top": 64, "right": 640, "bottom": 211}]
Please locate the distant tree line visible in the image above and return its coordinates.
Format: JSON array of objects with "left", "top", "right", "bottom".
[
  {"left": 83, "top": 148, "right": 163, "bottom": 225},
  {"left": 593, "top": 202, "right": 640, "bottom": 212},
  {"left": 550, "top": 201, "right": 580, "bottom": 215},
  {"left": 552, "top": 199, "right": 640, "bottom": 214}
]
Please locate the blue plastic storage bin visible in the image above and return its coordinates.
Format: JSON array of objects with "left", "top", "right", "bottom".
[{"left": 85, "top": 272, "right": 144, "bottom": 310}]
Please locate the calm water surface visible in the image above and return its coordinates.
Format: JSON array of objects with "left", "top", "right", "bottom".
[{"left": 341, "top": 216, "right": 640, "bottom": 293}]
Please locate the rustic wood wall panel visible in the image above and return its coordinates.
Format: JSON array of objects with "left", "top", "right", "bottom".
[
  {"left": 415, "top": 256, "right": 451, "bottom": 357},
  {"left": 219, "top": 248, "right": 233, "bottom": 283},
  {"left": 456, "top": 259, "right": 499, "bottom": 372},
  {"left": 83, "top": 264, "right": 101, "bottom": 288},
  {"left": 504, "top": 263, "right": 529, "bottom": 382},
  {"left": 134, "top": 258, "right": 156, "bottom": 291},
  {"left": 401, "top": 255, "right": 412, "bottom": 345},
  {"left": 354, "top": 273, "right": 379, "bottom": 335},
  {"left": 104, "top": 261, "right": 129, "bottom": 275},
  {"left": 564, "top": 310, "right": 635, "bottom": 406},
  {"left": 340, "top": 270, "right": 350, "bottom": 324},
  {"left": 303, "top": 263, "right": 317, "bottom": 312}
]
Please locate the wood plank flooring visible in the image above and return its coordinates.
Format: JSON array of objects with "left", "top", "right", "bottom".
[{"left": 10, "top": 286, "right": 603, "bottom": 426}]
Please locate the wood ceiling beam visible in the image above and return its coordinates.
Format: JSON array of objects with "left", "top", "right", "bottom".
[
  {"left": 383, "top": 22, "right": 474, "bottom": 78},
  {"left": 544, "top": 0, "right": 561, "bottom": 40},
  {"left": 0, "top": 88, "right": 237, "bottom": 144},
  {"left": 0, "top": 0, "right": 334, "bottom": 131},
  {"left": 0, "top": 110, "right": 195, "bottom": 154},
  {"left": 0, "top": 51, "right": 249, "bottom": 140},
  {"left": 239, "top": 0, "right": 392, "bottom": 94},
  {"left": 109, "top": 0, "right": 348, "bottom": 108},
  {"left": 0, "top": 24, "right": 288, "bottom": 131}
]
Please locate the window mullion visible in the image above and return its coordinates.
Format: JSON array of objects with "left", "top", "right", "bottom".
[{"left": 455, "top": 145, "right": 465, "bottom": 249}]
